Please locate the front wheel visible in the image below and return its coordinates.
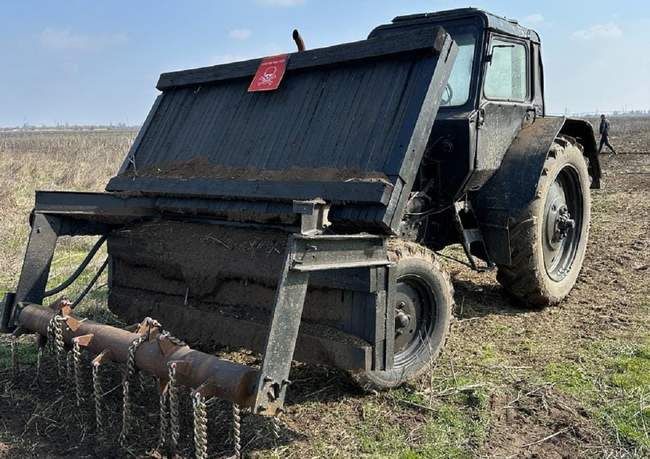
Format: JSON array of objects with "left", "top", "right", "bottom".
[
  {"left": 351, "top": 241, "right": 454, "bottom": 391},
  {"left": 497, "top": 136, "right": 591, "bottom": 307}
]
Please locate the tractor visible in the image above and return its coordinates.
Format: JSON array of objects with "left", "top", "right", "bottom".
[{"left": 1, "top": 8, "right": 598, "bottom": 457}]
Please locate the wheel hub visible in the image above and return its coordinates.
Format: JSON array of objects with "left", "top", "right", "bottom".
[
  {"left": 395, "top": 307, "right": 411, "bottom": 334},
  {"left": 555, "top": 206, "right": 575, "bottom": 241},
  {"left": 542, "top": 165, "right": 584, "bottom": 282},
  {"left": 393, "top": 286, "right": 421, "bottom": 354}
]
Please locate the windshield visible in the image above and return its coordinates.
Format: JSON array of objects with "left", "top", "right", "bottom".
[{"left": 440, "top": 32, "right": 477, "bottom": 107}]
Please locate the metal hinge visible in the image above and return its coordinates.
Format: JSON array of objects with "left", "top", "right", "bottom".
[{"left": 477, "top": 108, "right": 486, "bottom": 129}]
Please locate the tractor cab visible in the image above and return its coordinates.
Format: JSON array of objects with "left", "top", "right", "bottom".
[
  {"left": 370, "top": 8, "right": 546, "bottom": 205},
  {"left": 371, "top": 8, "right": 600, "bottom": 271}
]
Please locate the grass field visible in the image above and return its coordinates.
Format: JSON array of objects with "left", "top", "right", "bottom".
[{"left": 0, "top": 119, "right": 648, "bottom": 458}]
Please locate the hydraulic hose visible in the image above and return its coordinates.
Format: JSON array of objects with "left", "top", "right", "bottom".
[
  {"left": 43, "top": 236, "right": 107, "bottom": 298},
  {"left": 71, "top": 257, "right": 109, "bottom": 309}
]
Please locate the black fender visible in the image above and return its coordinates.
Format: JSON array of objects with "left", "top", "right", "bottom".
[
  {"left": 471, "top": 115, "right": 596, "bottom": 265},
  {"left": 561, "top": 117, "right": 601, "bottom": 188}
]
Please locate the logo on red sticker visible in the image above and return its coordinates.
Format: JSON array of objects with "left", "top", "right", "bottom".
[{"left": 248, "top": 54, "right": 288, "bottom": 92}]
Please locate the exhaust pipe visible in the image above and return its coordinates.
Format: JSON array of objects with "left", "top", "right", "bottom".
[{"left": 292, "top": 29, "right": 306, "bottom": 52}]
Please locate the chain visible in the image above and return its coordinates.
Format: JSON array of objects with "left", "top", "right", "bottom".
[
  {"left": 272, "top": 415, "right": 281, "bottom": 445},
  {"left": 34, "top": 344, "right": 43, "bottom": 384},
  {"left": 66, "top": 351, "right": 73, "bottom": 382},
  {"left": 192, "top": 391, "right": 208, "bottom": 459},
  {"left": 119, "top": 375, "right": 132, "bottom": 448},
  {"left": 157, "top": 379, "right": 170, "bottom": 453},
  {"left": 53, "top": 315, "right": 66, "bottom": 378},
  {"left": 46, "top": 314, "right": 57, "bottom": 353},
  {"left": 233, "top": 403, "right": 242, "bottom": 459},
  {"left": 92, "top": 362, "right": 105, "bottom": 438},
  {"left": 119, "top": 334, "right": 148, "bottom": 448},
  {"left": 162, "top": 331, "right": 187, "bottom": 347},
  {"left": 168, "top": 363, "right": 180, "bottom": 455},
  {"left": 73, "top": 340, "right": 83, "bottom": 406},
  {"left": 10, "top": 336, "right": 18, "bottom": 378},
  {"left": 138, "top": 371, "right": 147, "bottom": 392}
]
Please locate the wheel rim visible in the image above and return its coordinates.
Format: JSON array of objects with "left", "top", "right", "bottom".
[
  {"left": 542, "top": 164, "right": 584, "bottom": 282},
  {"left": 393, "top": 274, "right": 436, "bottom": 368}
]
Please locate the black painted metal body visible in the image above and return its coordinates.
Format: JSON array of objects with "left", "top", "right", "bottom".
[
  {"left": 1, "top": 27, "right": 457, "bottom": 414},
  {"left": 2, "top": 8, "right": 599, "bottom": 413}
]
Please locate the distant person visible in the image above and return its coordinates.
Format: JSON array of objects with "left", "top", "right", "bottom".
[{"left": 599, "top": 114, "right": 617, "bottom": 154}]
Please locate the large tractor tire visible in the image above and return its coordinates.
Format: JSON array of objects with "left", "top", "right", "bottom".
[
  {"left": 352, "top": 241, "right": 455, "bottom": 391},
  {"left": 497, "top": 136, "right": 591, "bottom": 307}
]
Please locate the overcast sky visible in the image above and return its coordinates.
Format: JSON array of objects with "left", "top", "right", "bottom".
[{"left": 1, "top": 0, "right": 648, "bottom": 126}]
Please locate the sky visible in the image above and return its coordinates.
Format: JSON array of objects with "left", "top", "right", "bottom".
[{"left": 1, "top": 0, "right": 648, "bottom": 126}]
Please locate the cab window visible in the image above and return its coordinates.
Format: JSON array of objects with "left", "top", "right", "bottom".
[
  {"left": 484, "top": 38, "right": 528, "bottom": 101},
  {"left": 440, "top": 32, "right": 477, "bottom": 107}
]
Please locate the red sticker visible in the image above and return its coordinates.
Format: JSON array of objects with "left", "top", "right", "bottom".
[{"left": 248, "top": 54, "right": 288, "bottom": 92}]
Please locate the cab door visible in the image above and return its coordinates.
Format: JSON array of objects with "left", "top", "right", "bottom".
[{"left": 472, "top": 34, "right": 535, "bottom": 187}]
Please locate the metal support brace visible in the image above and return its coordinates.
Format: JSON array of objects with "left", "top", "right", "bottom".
[
  {"left": 293, "top": 199, "right": 330, "bottom": 235},
  {"left": 253, "top": 249, "right": 309, "bottom": 415},
  {"left": 252, "top": 200, "right": 391, "bottom": 415},
  {"left": 383, "top": 265, "right": 397, "bottom": 371},
  {"left": 10, "top": 214, "right": 61, "bottom": 329},
  {"left": 453, "top": 201, "right": 495, "bottom": 272},
  {"left": 1, "top": 293, "right": 16, "bottom": 334}
]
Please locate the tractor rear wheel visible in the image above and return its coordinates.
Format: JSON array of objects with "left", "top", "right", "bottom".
[
  {"left": 497, "top": 136, "right": 591, "bottom": 307},
  {"left": 352, "top": 241, "right": 454, "bottom": 391}
]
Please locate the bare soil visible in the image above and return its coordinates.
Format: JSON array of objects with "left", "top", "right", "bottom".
[{"left": 0, "top": 121, "right": 648, "bottom": 458}]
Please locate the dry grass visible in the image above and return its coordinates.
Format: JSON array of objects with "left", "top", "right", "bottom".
[
  {"left": 0, "top": 121, "right": 649, "bottom": 458},
  {"left": 0, "top": 130, "right": 131, "bottom": 293}
]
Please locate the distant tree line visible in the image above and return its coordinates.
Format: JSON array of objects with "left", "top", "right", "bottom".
[
  {"left": 0, "top": 122, "right": 140, "bottom": 132},
  {"left": 574, "top": 109, "right": 650, "bottom": 117}
]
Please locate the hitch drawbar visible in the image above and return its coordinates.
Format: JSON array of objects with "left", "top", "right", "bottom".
[{"left": 15, "top": 301, "right": 258, "bottom": 406}]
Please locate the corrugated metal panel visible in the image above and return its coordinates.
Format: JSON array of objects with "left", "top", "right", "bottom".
[{"left": 107, "top": 27, "right": 457, "bottom": 232}]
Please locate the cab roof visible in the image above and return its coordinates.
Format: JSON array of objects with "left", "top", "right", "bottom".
[{"left": 390, "top": 8, "right": 541, "bottom": 44}]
